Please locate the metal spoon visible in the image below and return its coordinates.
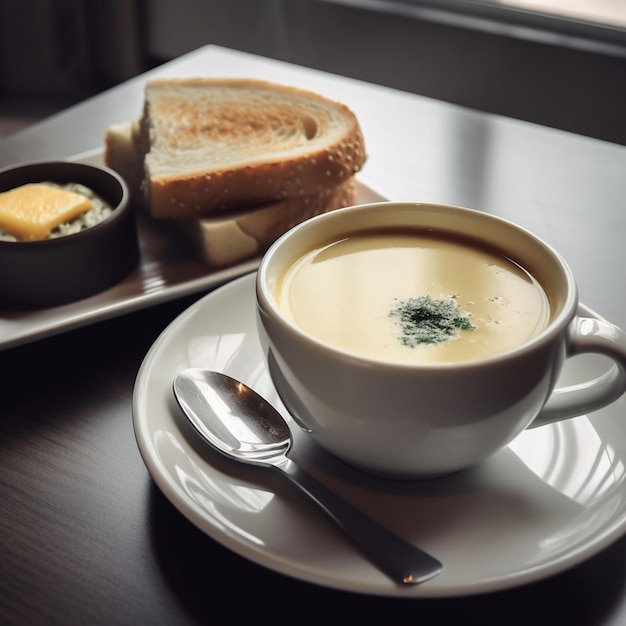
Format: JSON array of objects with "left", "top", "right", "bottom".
[{"left": 173, "top": 368, "right": 443, "bottom": 585}]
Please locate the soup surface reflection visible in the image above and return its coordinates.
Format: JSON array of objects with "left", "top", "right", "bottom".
[{"left": 276, "top": 228, "right": 551, "bottom": 364}]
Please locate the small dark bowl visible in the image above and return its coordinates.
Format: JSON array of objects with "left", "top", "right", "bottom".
[{"left": 0, "top": 160, "right": 139, "bottom": 309}]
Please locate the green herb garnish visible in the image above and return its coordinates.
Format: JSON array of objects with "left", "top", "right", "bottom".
[{"left": 390, "top": 295, "right": 475, "bottom": 346}]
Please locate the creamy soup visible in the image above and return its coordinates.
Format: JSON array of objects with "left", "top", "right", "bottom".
[{"left": 276, "top": 228, "right": 551, "bottom": 364}]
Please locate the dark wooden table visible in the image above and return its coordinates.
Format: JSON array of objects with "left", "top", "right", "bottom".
[{"left": 2, "top": 46, "right": 626, "bottom": 625}]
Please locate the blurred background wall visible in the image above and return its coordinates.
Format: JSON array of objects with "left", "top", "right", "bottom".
[{"left": 1, "top": 0, "right": 625, "bottom": 144}]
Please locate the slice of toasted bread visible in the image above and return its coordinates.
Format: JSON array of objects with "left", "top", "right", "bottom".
[
  {"left": 104, "top": 119, "right": 358, "bottom": 268},
  {"left": 104, "top": 120, "right": 144, "bottom": 199},
  {"left": 134, "top": 78, "right": 366, "bottom": 218},
  {"left": 174, "top": 178, "right": 356, "bottom": 268}
]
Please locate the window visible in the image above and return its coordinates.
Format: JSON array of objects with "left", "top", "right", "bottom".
[{"left": 329, "top": 0, "right": 626, "bottom": 53}]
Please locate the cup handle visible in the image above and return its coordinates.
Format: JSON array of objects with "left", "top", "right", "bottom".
[{"left": 531, "top": 316, "right": 626, "bottom": 428}]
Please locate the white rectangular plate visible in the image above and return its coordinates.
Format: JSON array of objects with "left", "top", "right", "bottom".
[{"left": 0, "top": 149, "right": 386, "bottom": 351}]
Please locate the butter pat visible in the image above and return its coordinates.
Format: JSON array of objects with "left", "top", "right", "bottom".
[{"left": 0, "top": 182, "right": 93, "bottom": 241}]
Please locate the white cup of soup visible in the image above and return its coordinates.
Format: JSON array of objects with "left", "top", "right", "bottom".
[{"left": 255, "top": 201, "right": 626, "bottom": 479}]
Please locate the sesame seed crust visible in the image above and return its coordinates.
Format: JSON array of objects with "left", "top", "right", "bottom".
[{"left": 137, "top": 78, "right": 367, "bottom": 218}]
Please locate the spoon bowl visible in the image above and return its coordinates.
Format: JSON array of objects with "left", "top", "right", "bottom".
[
  {"left": 174, "top": 370, "right": 291, "bottom": 462},
  {"left": 173, "top": 368, "right": 443, "bottom": 585}
]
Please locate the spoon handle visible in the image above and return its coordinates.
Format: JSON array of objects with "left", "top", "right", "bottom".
[{"left": 277, "top": 458, "right": 442, "bottom": 585}]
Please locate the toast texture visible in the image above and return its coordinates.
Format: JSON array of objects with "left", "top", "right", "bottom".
[
  {"left": 104, "top": 113, "right": 359, "bottom": 268},
  {"left": 133, "top": 77, "right": 366, "bottom": 218}
]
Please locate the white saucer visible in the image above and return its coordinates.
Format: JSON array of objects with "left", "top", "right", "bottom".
[{"left": 132, "top": 273, "right": 626, "bottom": 597}]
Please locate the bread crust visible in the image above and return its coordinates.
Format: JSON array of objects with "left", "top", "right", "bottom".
[
  {"left": 139, "top": 78, "right": 366, "bottom": 218},
  {"left": 103, "top": 79, "right": 366, "bottom": 269}
]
